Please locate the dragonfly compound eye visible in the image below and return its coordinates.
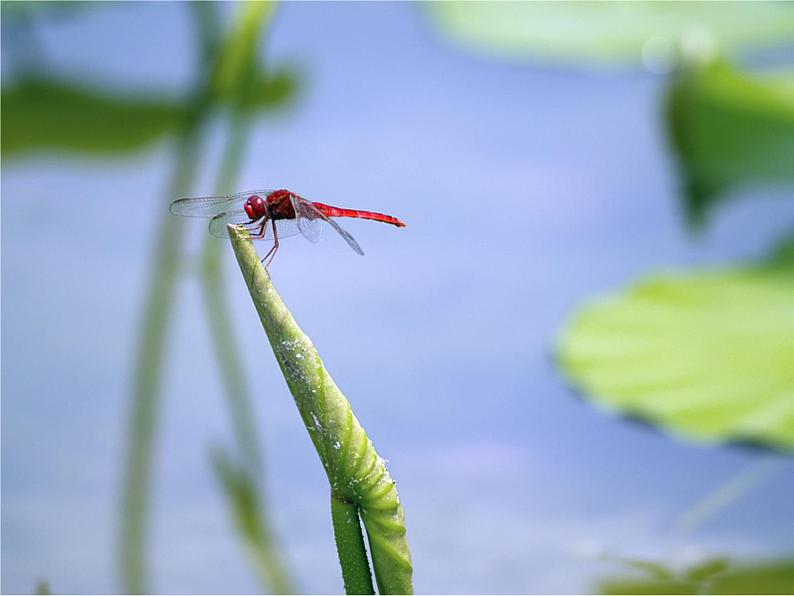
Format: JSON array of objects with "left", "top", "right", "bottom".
[{"left": 245, "top": 195, "right": 265, "bottom": 219}]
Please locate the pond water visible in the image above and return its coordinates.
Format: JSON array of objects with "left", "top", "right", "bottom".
[{"left": 2, "top": 2, "right": 793, "bottom": 594}]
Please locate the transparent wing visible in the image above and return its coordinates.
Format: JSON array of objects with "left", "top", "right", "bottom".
[
  {"left": 272, "top": 218, "right": 312, "bottom": 240},
  {"left": 169, "top": 195, "right": 240, "bottom": 218},
  {"left": 289, "top": 194, "right": 323, "bottom": 244},
  {"left": 169, "top": 188, "right": 275, "bottom": 218},
  {"left": 290, "top": 195, "right": 364, "bottom": 255},
  {"left": 208, "top": 209, "right": 264, "bottom": 239},
  {"left": 323, "top": 215, "right": 365, "bottom": 256}
]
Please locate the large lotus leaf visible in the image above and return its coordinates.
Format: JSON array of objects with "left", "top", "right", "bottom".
[
  {"left": 599, "top": 557, "right": 794, "bottom": 595},
  {"left": 666, "top": 61, "right": 794, "bottom": 227},
  {"left": 425, "top": 2, "right": 794, "bottom": 67},
  {"left": 557, "top": 248, "right": 794, "bottom": 451},
  {"left": 1, "top": 78, "right": 185, "bottom": 157}
]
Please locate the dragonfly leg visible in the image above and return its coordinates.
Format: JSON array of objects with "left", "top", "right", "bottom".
[
  {"left": 248, "top": 218, "right": 268, "bottom": 240},
  {"left": 261, "top": 219, "right": 280, "bottom": 268},
  {"left": 245, "top": 221, "right": 271, "bottom": 287}
]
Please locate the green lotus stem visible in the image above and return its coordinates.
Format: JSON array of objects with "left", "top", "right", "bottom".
[
  {"left": 119, "top": 89, "right": 210, "bottom": 596},
  {"left": 676, "top": 459, "right": 783, "bottom": 534},
  {"left": 119, "top": 6, "right": 221, "bottom": 593},
  {"left": 331, "top": 496, "right": 375, "bottom": 594},
  {"left": 198, "top": 3, "right": 296, "bottom": 591},
  {"left": 34, "top": 579, "right": 50, "bottom": 595},
  {"left": 228, "top": 226, "right": 413, "bottom": 595},
  {"left": 201, "top": 107, "right": 261, "bottom": 469},
  {"left": 201, "top": 107, "right": 296, "bottom": 596},
  {"left": 212, "top": 448, "right": 294, "bottom": 594}
]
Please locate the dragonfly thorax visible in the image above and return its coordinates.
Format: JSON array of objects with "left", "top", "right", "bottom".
[{"left": 244, "top": 195, "right": 267, "bottom": 220}]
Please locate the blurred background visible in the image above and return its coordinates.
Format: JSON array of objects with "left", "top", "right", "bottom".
[{"left": 2, "top": 2, "right": 793, "bottom": 594}]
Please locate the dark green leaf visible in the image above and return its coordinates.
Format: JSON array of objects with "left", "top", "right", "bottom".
[
  {"left": 711, "top": 559, "right": 794, "bottom": 594},
  {"left": 666, "top": 61, "right": 794, "bottom": 226},
  {"left": 600, "top": 558, "right": 794, "bottom": 595},
  {"left": 1, "top": 78, "right": 185, "bottom": 157},
  {"left": 237, "top": 66, "right": 301, "bottom": 112},
  {"left": 1, "top": 1, "right": 94, "bottom": 21},
  {"left": 768, "top": 234, "right": 794, "bottom": 267},
  {"left": 602, "top": 555, "right": 674, "bottom": 581},
  {"left": 685, "top": 558, "right": 730, "bottom": 582},
  {"left": 600, "top": 578, "right": 699, "bottom": 595}
]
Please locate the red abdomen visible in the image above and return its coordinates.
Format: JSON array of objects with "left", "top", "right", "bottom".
[{"left": 312, "top": 202, "right": 406, "bottom": 227}]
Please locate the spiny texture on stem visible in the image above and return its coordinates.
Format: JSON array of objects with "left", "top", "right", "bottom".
[{"left": 228, "top": 225, "right": 413, "bottom": 595}]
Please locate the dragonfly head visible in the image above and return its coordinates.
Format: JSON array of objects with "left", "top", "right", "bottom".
[{"left": 244, "top": 195, "right": 267, "bottom": 220}]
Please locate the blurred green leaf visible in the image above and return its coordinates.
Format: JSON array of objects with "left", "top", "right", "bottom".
[
  {"left": 238, "top": 66, "right": 300, "bottom": 112},
  {"left": 602, "top": 578, "right": 698, "bottom": 595},
  {"left": 685, "top": 557, "right": 730, "bottom": 582},
  {"left": 557, "top": 242, "right": 794, "bottom": 451},
  {"left": 425, "top": 1, "right": 794, "bottom": 68},
  {"left": 710, "top": 559, "right": 794, "bottom": 594},
  {"left": 1, "top": 1, "right": 94, "bottom": 20},
  {"left": 602, "top": 555, "right": 674, "bottom": 581},
  {"left": 211, "top": 449, "right": 294, "bottom": 594},
  {"left": 666, "top": 61, "right": 794, "bottom": 226},
  {"left": 210, "top": 1, "right": 274, "bottom": 104},
  {"left": 769, "top": 235, "right": 794, "bottom": 267},
  {"left": 33, "top": 579, "right": 50, "bottom": 595},
  {"left": 205, "top": 1, "right": 299, "bottom": 113},
  {"left": 1, "top": 78, "right": 184, "bottom": 157},
  {"left": 599, "top": 557, "right": 794, "bottom": 595}
]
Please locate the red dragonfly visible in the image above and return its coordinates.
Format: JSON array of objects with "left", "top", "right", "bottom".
[{"left": 170, "top": 188, "right": 406, "bottom": 265}]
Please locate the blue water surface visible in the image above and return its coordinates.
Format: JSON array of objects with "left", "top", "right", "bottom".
[{"left": 3, "top": 3, "right": 793, "bottom": 594}]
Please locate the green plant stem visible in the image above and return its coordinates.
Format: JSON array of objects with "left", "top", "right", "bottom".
[
  {"left": 200, "top": 0, "right": 277, "bottom": 470},
  {"left": 212, "top": 448, "right": 294, "bottom": 594},
  {"left": 196, "top": 2, "right": 296, "bottom": 590},
  {"left": 119, "top": 5, "right": 219, "bottom": 592},
  {"left": 119, "top": 93, "right": 209, "bottom": 596},
  {"left": 201, "top": 111, "right": 261, "bottom": 468},
  {"left": 331, "top": 495, "right": 376, "bottom": 595},
  {"left": 200, "top": 109, "right": 296, "bottom": 594},
  {"left": 676, "top": 459, "right": 784, "bottom": 534},
  {"left": 228, "top": 227, "right": 414, "bottom": 595}
]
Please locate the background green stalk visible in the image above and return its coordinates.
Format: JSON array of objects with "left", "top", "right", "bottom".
[
  {"left": 198, "top": 2, "right": 295, "bottom": 592},
  {"left": 119, "top": 5, "right": 219, "bottom": 591},
  {"left": 200, "top": 92, "right": 296, "bottom": 596},
  {"left": 120, "top": 3, "right": 295, "bottom": 593},
  {"left": 228, "top": 227, "right": 414, "bottom": 595},
  {"left": 118, "top": 52, "right": 214, "bottom": 596},
  {"left": 200, "top": 112, "right": 296, "bottom": 595},
  {"left": 200, "top": 112, "right": 262, "bottom": 469},
  {"left": 211, "top": 449, "right": 294, "bottom": 593},
  {"left": 676, "top": 459, "right": 784, "bottom": 534}
]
